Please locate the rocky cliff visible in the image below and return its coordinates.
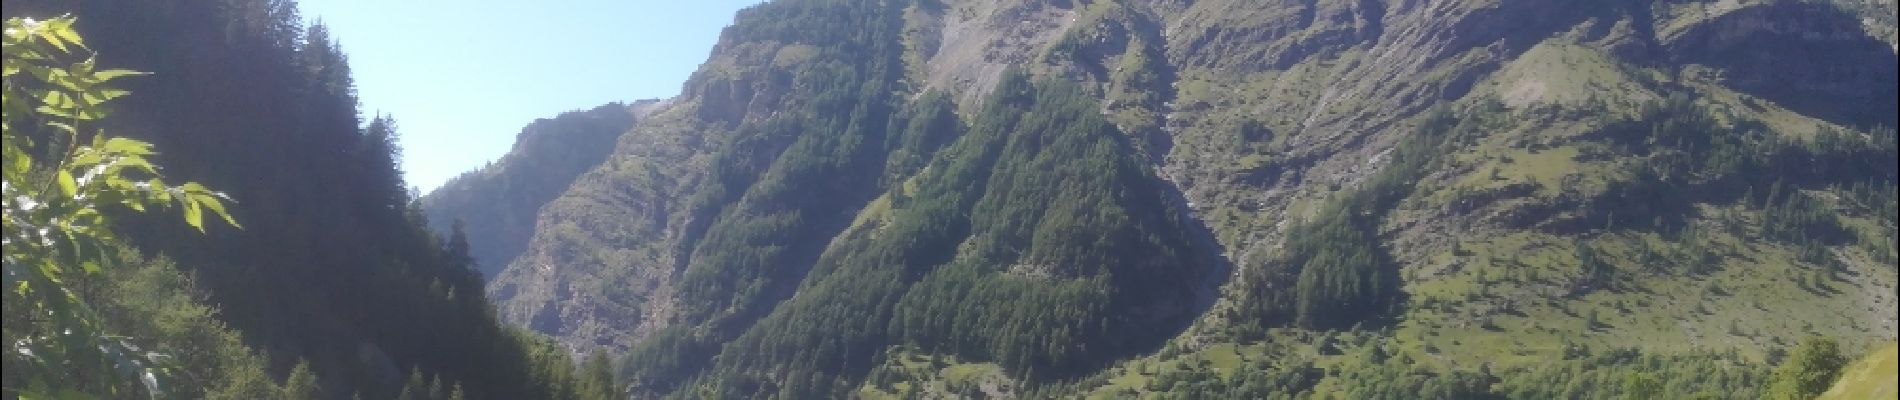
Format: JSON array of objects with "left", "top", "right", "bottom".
[{"left": 422, "top": 100, "right": 664, "bottom": 278}]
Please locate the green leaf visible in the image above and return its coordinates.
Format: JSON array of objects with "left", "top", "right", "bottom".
[
  {"left": 49, "top": 23, "right": 85, "bottom": 51},
  {"left": 145, "top": 178, "right": 170, "bottom": 202},
  {"left": 80, "top": 88, "right": 129, "bottom": 104},
  {"left": 181, "top": 199, "right": 204, "bottom": 232},
  {"left": 100, "top": 137, "right": 153, "bottom": 155},
  {"left": 44, "top": 121, "right": 76, "bottom": 135},
  {"left": 91, "top": 69, "right": 146, "bottom": 82},
  {"left": 7, "top": 146, "right": 31, "bottom": 176},
  {"left": 34, "top": 27, "right": 68, "bottom": 53},
  {"left": 55, "top": 170, "right": 76, "bottom": 197},
  {"left": 198, "top": 194, "right": 240, "bottom": 229},
  {"left": 121, "top": 195, "right": 146, "bottom": 212},
  {"left": 38, "top": 90, "right": 75, "bottom": 109},
  {"left": 36, "top": 104, "right": 106, "bottom": 120}
]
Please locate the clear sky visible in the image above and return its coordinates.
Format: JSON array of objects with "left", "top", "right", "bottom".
[{"left": 299, "top": 0, "right": 764, "bottom": 192}]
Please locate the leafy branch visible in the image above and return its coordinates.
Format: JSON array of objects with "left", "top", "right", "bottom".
[{"left": 4, "top": 15, "right": 238, "bottom": 399}]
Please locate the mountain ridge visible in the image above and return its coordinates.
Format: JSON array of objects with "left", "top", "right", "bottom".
[
  {"left": 428, "top": 0, "right": 1897, "bottom": 397},
  {"left": 421, "top": 99, "right": 667, "bottom": 278}
]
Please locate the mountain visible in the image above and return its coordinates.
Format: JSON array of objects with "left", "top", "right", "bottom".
[
  {"left": 4, "top": 1, "right": 622, "bottom": 398},
  {"left": 421, "top": 100, "right": 667, "bottom": 278},
  {"left": 431, "top": 0, "right": 1898, "bottom": 398}
]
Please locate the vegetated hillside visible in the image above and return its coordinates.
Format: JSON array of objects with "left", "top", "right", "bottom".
[
  {"left": 421, "top": 100, "right": 665, "bottom": 278},
  {"left": 440, "top": 0, "right": 1900, "bottom": 397},
  {"left": 5, "top": 1, "right": 622, "bottom": 398}
]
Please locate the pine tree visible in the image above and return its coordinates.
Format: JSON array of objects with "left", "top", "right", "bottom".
[
  {"left": 428, "top": 375, "right": 446, "bottom": 400},
  {"left": 398, "top": 368, "right": 427, "bottom": 400},
  {"left": 284, "top": 361, "right": 323, "bottom": 400},
  {"left": 578, "top": 351, "right": 618, "bottom": 400},
  {"left": 447, "top": 218, "right": 476, "bottom": 274}
]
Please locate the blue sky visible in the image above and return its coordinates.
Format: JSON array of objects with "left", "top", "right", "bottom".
[{"left": 299, "top": 0, "right": 764, "bottom": 192}]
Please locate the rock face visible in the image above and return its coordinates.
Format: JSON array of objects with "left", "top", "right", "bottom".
[
  {"left": 485, "top": 94, "right": 718, "bottom": 351},
  {"left": 420, "top": 100, "right": 663, "bottom": 279},
  {"left": 1665, "top": 1, "right": 1897, "bottom": 128},
  {"left": 434, "top": 0, "right": 1898, "bottom": 395}
]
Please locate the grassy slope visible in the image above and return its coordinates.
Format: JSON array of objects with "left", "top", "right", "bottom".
[
  {"left": 1385, "top": 41, "right": 1896, "bottom": 366},
  {"left": 1819, "top": 342, "right": 1900, "bottom": 400}
]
